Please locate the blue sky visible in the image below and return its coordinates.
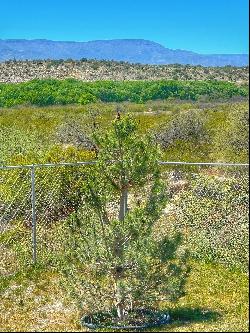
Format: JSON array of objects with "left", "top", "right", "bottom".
[{"left": 0, "top": 0, "right": 248, "bottom": 54}]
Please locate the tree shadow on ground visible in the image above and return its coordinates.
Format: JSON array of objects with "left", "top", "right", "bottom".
[
  {"left": 145, "top": 307, "right": 221, "bottom": 332},
  {"left": 169, "top": 306, "right": 221, "bottom": 323}
]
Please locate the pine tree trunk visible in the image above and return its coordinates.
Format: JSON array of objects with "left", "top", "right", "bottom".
[
  {"left": 117, "top": 302, "right": 125, "bottom": 320},
  {"left": 119, "top": 187, "right": 128, "bottom": 222},
  {"left": 116, "top": 281, "right": 126, "bottom": 320},
  {"left": 115, "top": 187, "right": 128, "bottom": 319}
]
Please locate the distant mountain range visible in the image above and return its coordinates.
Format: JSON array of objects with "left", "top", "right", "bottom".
[{"left": 0, "top": 39, "right": 248, "bottom": 66}]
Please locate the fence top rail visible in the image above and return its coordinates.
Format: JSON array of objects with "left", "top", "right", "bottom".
[
  {"left": 158, "top": 161, "right": 249, "bottom": 167},
  {"left": 0, "top": 160, "right": 249, "bottom": 170},
  {"left": 0, "top": 161, "right": 96, "bottom": 170}
]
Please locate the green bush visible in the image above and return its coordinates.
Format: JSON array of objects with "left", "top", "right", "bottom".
[
  {"left": 0, "top": 79, "right": 248, "bottom": 108},
  {"left": 155, "top": 110, "right": 208, "bottom": 149}
]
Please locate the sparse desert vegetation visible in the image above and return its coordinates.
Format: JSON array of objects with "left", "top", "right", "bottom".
[
  {"left": 0, "top": 59, "right": 249, "bottom": 83},
  {"left": 0, "top": 99, "right": 248, "bottom": 165}
]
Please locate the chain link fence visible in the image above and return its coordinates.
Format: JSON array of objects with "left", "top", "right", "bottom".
[
  {"left": 0, "top": 161, "right": 249, "bottom": 276},
  {"left": 0, "top": 162, "right": 95, "bottom": 275},
  {"left": 160, "top": 162, "right": 249, "bottom": 270}
]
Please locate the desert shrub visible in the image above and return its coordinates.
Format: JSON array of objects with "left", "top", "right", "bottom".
[
  {"left": 155, "top": 110, "right": 208, "bottom": 149},
  {"left": 56, "top": 120, "right": 96, "bottom": 151}
]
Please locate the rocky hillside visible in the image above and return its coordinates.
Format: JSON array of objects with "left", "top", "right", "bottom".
[
  {"left": 0, "top": 39, "right": 248, "bottom": 66},
  {"left": 0, "top": 59, "right": 248, "bottom": 83}
]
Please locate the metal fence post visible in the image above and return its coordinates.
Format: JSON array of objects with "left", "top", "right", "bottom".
[
  {"left": 124, "top": 188, "right": 128, "bottom": 215},
  {"left": 31, "top": 165, "right": 37, "bottom": 264}
]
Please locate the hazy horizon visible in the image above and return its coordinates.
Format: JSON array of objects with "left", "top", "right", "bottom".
[
  {"left": 1, "top": 38, "right": 248, "bottom": 56},
  {"left": 1, "top": 0, "right": 248, "bottom": 54}
]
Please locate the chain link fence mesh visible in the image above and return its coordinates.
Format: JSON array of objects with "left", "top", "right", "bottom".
[
  {"left": 0, "top": 162, "right": 249, "bottom": 276},
  {"left": 160, "top": 164, "right": 249, "bottom": 270},
  {"left": 0, "top": 168, "right": 32, "bottom": 275},
  {"left": 34, "top": 164, "right": 92, "bottom": 266}
]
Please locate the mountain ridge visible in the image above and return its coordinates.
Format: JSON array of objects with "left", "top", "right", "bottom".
[{"left": 0, "top": 38, "right": 248, "bottom": 66}]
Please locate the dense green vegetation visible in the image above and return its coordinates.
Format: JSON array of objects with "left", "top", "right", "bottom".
[{"left": 0, "top": 79, "right": 248, "bottom": 107}]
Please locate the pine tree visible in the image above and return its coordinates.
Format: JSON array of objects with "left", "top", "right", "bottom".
[{"left": 60, "top": 115, "right": 189, "bottom": 322}]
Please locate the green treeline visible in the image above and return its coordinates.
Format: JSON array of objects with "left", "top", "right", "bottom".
[{"left": 0, "top": 79, "right": 248, "bottom": 107}]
